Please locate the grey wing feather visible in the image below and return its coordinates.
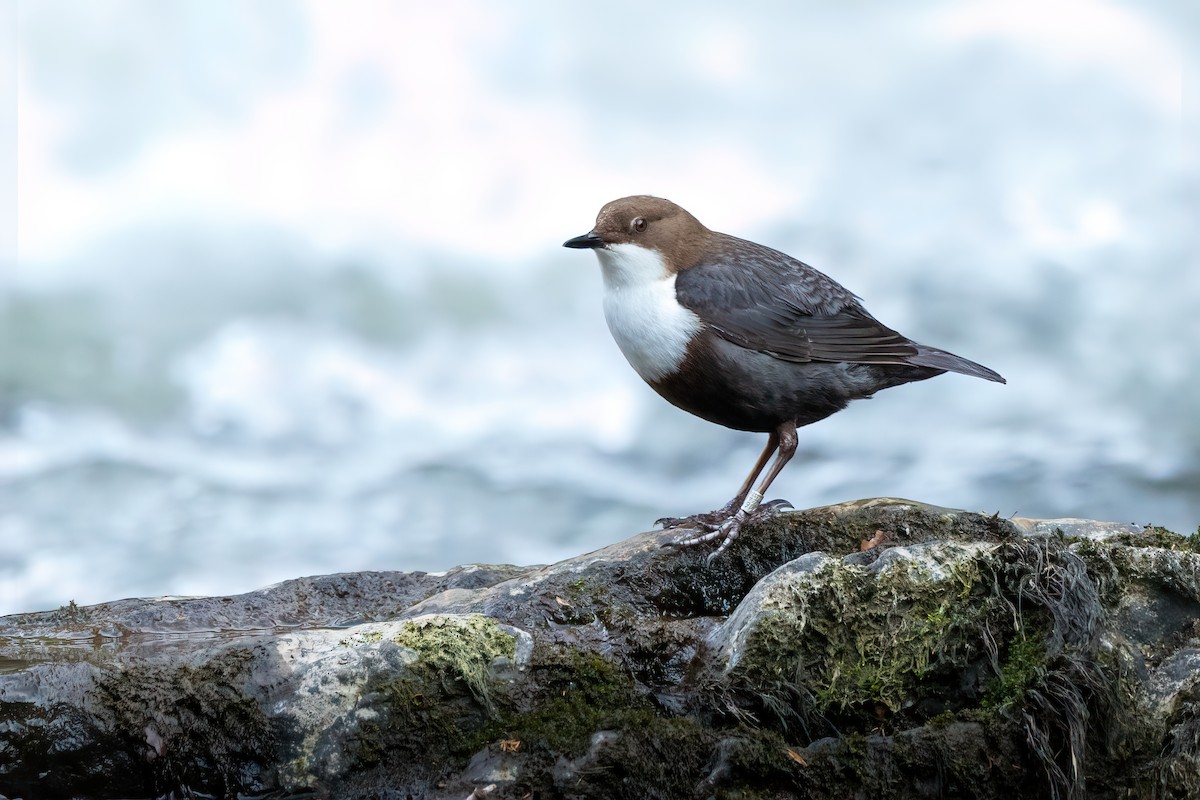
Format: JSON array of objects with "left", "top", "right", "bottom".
[{"left": 675, "top": 234, "right": 920, "bottom": 366}]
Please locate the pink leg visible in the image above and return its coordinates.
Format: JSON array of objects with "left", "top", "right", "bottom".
[
  {"left": 675, "top": 421, "right": 799, "bottom": 561},
  {"left": 656, "top": 430, "right": 780, "bottom": 530}
]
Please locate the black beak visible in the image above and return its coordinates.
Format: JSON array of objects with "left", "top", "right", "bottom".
[{"left": 563, "top": 231, "right": 605, "bottom": 250}]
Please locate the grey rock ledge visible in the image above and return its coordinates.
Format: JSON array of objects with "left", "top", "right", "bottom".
[{"left": 1, "top": 498, "right": 1197, "bottom": 799}]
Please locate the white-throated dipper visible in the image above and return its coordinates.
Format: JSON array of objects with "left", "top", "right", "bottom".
[{"left": 564, "top": 195, "right": 1005, "bottom": 560}]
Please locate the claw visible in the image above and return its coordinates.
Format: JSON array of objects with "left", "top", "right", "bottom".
[
  {"left": 655, "top": 506, "right": 735, "bottom": 532},
  {"left": 656, "top": 515, "right": 709, "bottom": 530},
  {"left": 666, "top": 499, "right": 790, "bottom": 560}
]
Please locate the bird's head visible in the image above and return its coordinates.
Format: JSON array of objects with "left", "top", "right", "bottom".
[{"left": 563, "top": 196, "right": 711, "bottom": 281}]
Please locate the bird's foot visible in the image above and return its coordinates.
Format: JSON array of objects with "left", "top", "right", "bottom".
[
  {"left": 664, "top": 499, "right": 792, "bottom": 562},
  {"left": 655, "top": 505, "right": 738, "bottom": 531}
]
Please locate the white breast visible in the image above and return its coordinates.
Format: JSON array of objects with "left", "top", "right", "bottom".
[{"left": 595, "top": 243, "right": 703, "bottom": 383}]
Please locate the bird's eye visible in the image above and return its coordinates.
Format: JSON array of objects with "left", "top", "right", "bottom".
[{"left": 632, "top": 217, "right": 647, "bottom": 233}]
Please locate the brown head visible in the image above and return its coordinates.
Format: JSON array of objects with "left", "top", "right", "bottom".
[{"left": 563, "top": 196, "right": 713, "bottom": 273}]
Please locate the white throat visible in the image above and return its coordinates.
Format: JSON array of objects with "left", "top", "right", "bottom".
[{"left": 595, "top": 243, "right": 702, "bottom": 383}]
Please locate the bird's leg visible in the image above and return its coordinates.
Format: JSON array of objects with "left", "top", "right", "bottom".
[
  {"left": 675, "top": 421, "right": 798, "bottom": 561},
  {"left": 656, "top": 431, "right": 779, "bottom": 530}
]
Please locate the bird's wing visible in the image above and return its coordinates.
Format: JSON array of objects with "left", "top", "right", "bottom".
[{"left": 674, "top": 235, "right": 920, "bottom": 365}]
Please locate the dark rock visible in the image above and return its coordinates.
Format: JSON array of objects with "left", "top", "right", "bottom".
[{"left": 0, "top": 498, "right": 1197, "bottom": 799}]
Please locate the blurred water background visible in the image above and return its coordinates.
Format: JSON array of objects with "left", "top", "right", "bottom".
[{"left": 1, "top": 1, "right": 1196, "bottom": 616}]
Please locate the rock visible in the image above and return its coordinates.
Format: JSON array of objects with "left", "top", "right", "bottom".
[{"left": 0, "top": 498, "right": 1197, "bottom": 799}]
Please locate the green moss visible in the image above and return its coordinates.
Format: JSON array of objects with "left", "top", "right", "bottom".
[
  {"left": 343, "top": 627, "right": 703, "bottom": 793},
  {"left": 1062, "top": 523, "right": 1200, "bottom": 554},
  {"left": 606, "top": 716, "right": 715, "bottom": 792},
  {"left": 726, "top": 728, "right": 793, "bottom": 772},
  {"left": 552, "top": 577, "right": 618, "bottom": 625},
  {"left": 1072, "top": 538, "right": 1200, "bottom": 608},
  {"left": 498, "top": 646, "right": 648, "bottom": 755},
  {"left": 729, "top": 551, "right": 1003, "bottom": 727},
  {"left": 1112, "top": 524, "right": 1200, "bottom": 552},
  {"left": 393, "top": 614, "right": 516, "bottom": 713},
  {"left": 472, "top": 646, "right": 730, "bottom": 797},
  {"left": 527, "top": 714, "right": 720, "bottom": 800},
  {"left": 1188, "top": 527, "right": 1200, "bottom": 552},
  {"left": 982, "top": 634, "right": 1048, "bottom": 709},
  {"left": 346, "top": 637, "right": 730, "bottom": 796},
  {"left": 344, "top": 616, "right": 518, "bottom": 785},
  {"left": 564, "top": 578, "right": 590, "bottom": 601},
  {"left": 926, "top": 709, "right": 958, "bottom": 730},
  {"left": 786, "top": 503, "right": 1018, "bottom": 560},
  {"left": 645, "top": 504, "right": 1020, "bottom": 620}
]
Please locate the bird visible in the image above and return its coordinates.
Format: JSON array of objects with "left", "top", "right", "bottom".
[{"left": 563, "top": 195, "right": 1005, "bottom": 561}]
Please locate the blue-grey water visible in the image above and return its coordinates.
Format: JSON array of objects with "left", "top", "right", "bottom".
[{"left": 2, "top": 1, "right": 1197, "bottom": 616}]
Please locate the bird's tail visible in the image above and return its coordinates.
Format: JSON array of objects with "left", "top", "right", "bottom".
[{"left": 909, "top": 344, "right": 1006, "bottom": 384}]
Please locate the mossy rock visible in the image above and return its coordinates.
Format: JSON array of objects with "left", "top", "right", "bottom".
[{"left": 1, "top": 500, "right": 1197, "bottom": 799}]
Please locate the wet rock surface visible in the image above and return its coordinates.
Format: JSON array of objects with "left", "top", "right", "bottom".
[{"left": 1, "top": 498, "right": 1198, "bottom": 799}]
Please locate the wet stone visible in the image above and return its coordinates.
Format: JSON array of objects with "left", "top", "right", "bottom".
[{"left": 0, "top": 498, "right": 1197, "bottom": 799}]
